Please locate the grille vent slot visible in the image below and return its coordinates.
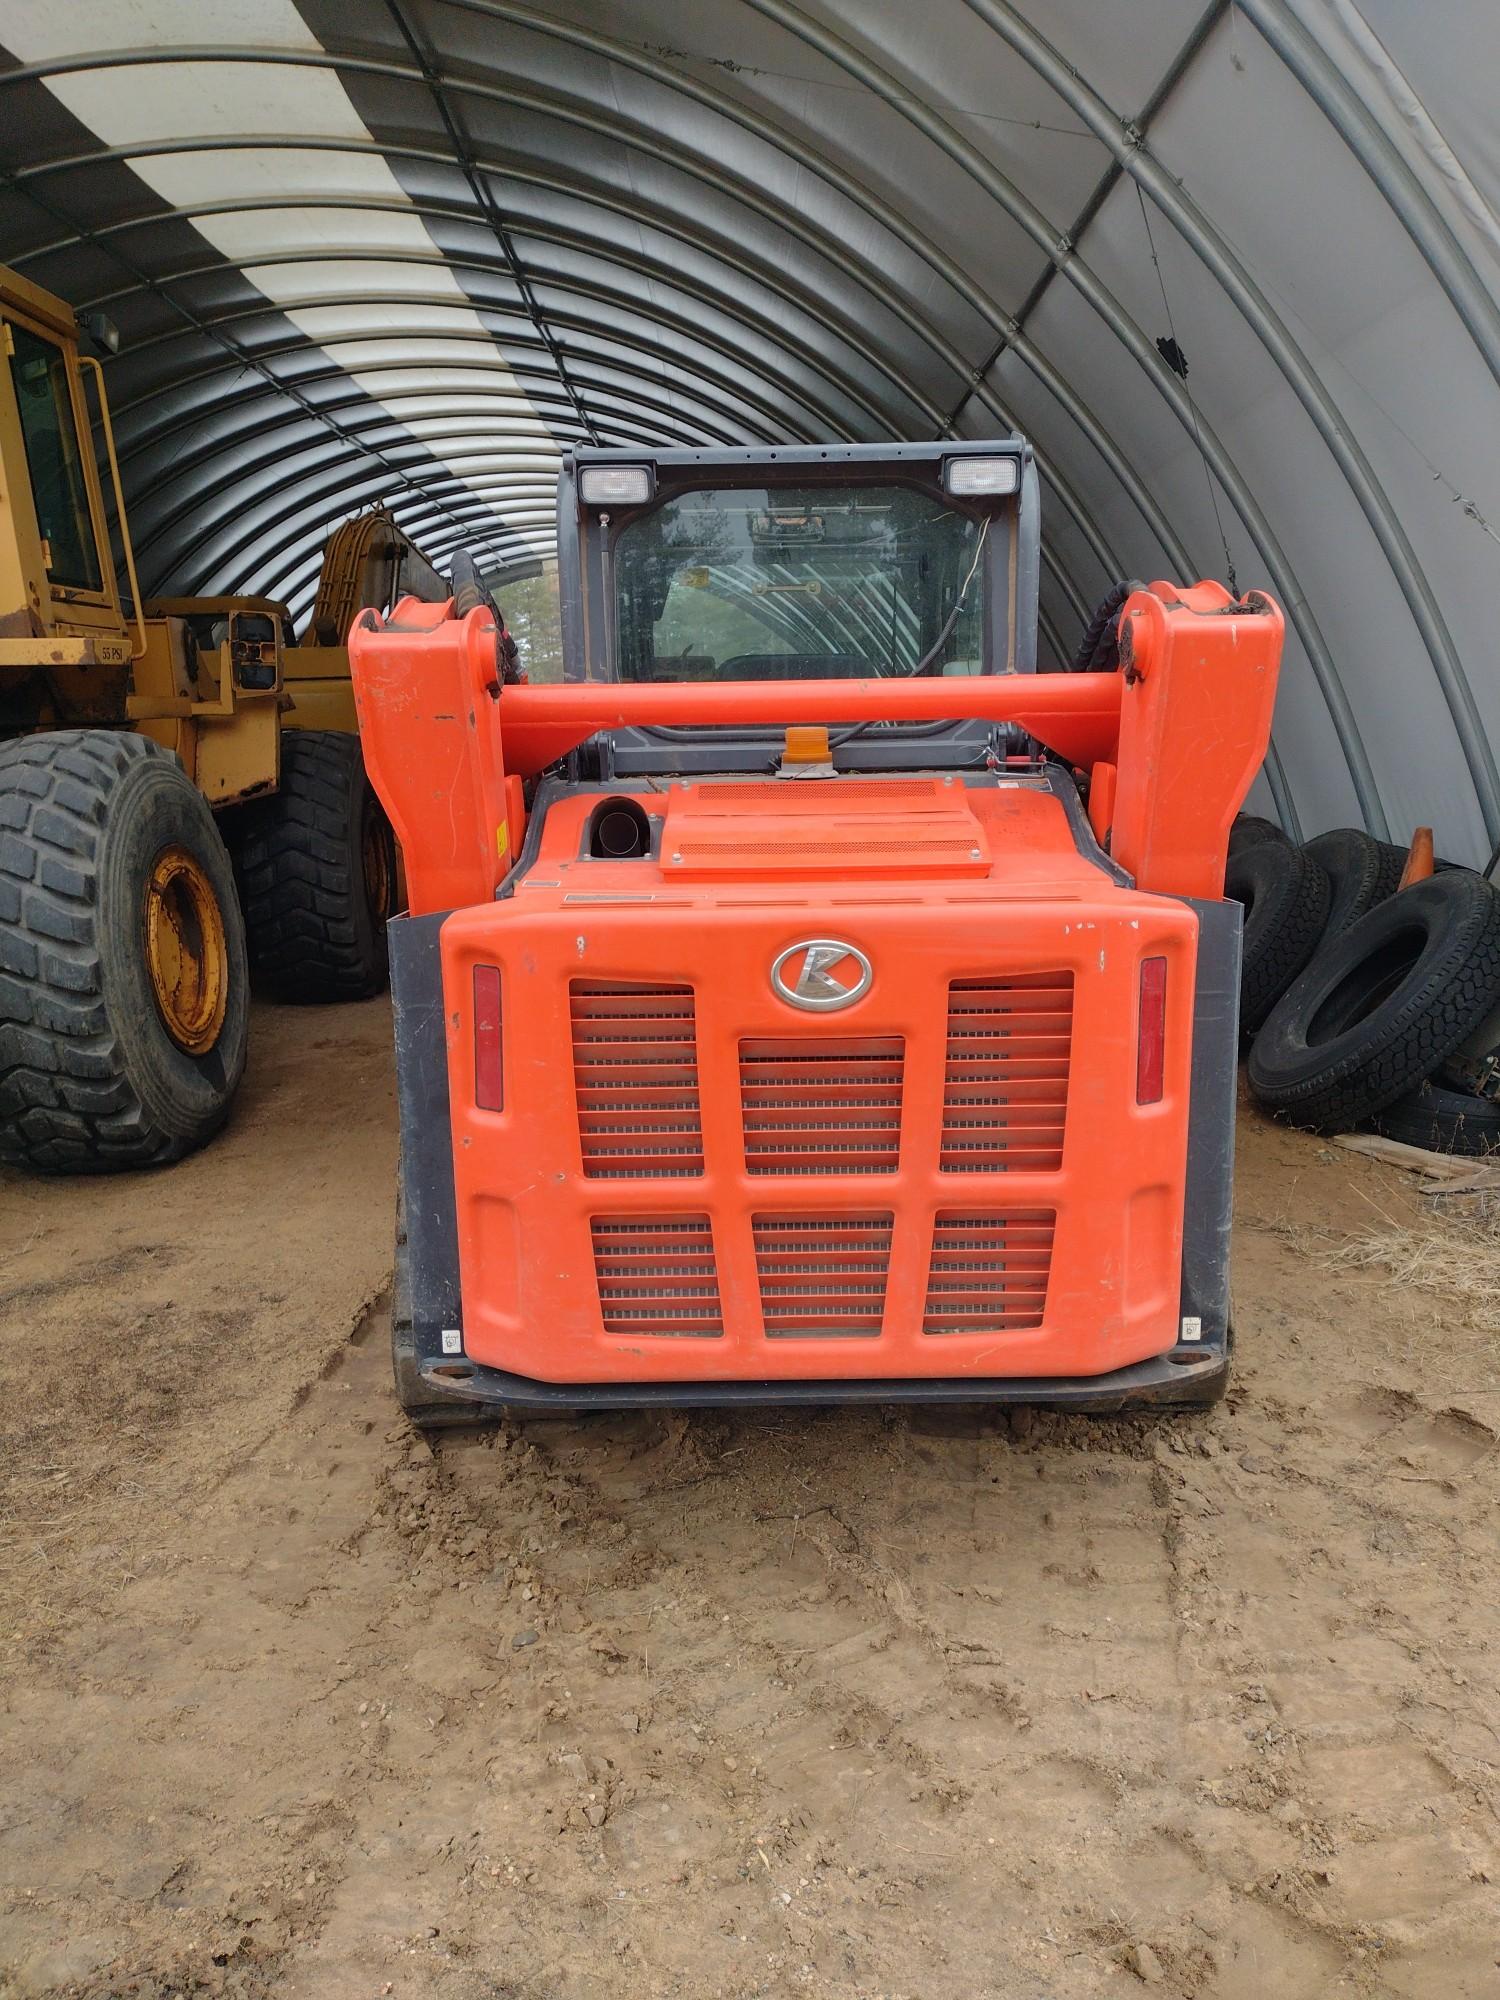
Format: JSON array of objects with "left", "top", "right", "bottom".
[
  {"left": 571, "top": 980, "right": 703, "bottom": 1178},
  {"left": 591, "top": 1217, "right": 722, "bottom": 1336},
  {"left": 923, "top": 1211, "right": 1055, "bottom": 1334},
  {"left": 941, "top": 973, "right": 1072, "bottom": 1172},
  {"left": 740, "top": 1036, "right": 903, "bottom": 1175},
  {"left": 753, "top": 1214, "right": 893, "bottom": 1337}
]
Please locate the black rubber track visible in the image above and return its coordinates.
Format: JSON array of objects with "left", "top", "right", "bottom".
[
  {"left": 1248, "top": 872, "right": 1500, "bottom": 1133},
  {"left": 1365, "top": 1078, "right": 1500, "bottom": 1156},
  {"left": 1303, "top": 826, "right": 1407, "bottom": 943},
  {"left": 233, "top": 729, "right": 394, "bottom": 1003},
  {"left": 1069, "top": 579, "right": 1143, "bottom": 673},
  {"left": 1224, "top": 838, "right": 1332, "bottom": 1035},
  {"left": 0, "top": 729, "right": 248, "bottom": 1173},
  {"left": 1227, "top": 813, "right": 1290, "bottom": 859},
  {"left": 390, "top": 1182, "right": 527, "bottom": 1428}
]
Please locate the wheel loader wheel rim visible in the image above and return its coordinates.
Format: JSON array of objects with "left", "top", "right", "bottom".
[
  {"left": 143, "top": 843, "right": 229, "bottom": 1056},
  {"left": 362, "top": 807, "right": 394, "bottom": 922}
]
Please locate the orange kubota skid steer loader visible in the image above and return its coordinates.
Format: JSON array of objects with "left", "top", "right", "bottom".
[{"left": 349, "top": 443, "right": 1281, "bottom": 1425}]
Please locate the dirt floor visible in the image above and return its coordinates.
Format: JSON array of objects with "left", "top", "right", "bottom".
[{"left": 2, "top": 999, "right": 1498, "bottom": 2000}]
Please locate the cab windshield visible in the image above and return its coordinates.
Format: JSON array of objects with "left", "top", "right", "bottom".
[{"left": 613, "top": 484, "right": 987, "bottom": 682}]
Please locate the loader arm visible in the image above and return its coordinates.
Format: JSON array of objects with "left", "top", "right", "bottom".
[{"left": 350, "top": 581, "right": 1282, "bottom": 914}]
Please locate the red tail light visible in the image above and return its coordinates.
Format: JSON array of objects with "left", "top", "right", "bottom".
[
  {"left": 474, "top": 965, "right": 503, "bottom": 1110},
  {"left": 1136, "top": 956, "right": 1167, "bottom": 1104}
]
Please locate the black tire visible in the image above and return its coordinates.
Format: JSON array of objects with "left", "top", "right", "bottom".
[
  {"left": 1227, "top": 813, "right": 1290, "bottom": 859},
  {"left": 1247, "top": 872, "right": 1500, "bottom": 1132},
  {"left": 1069, "top": 579, "right": 1143, "bottom": 672},
  {"left": 0, "top": 730, "right": 248, "bottom": 1174},
  {"left": 233, "top": 730, "right": 395, "bottom": 1003},
  {"left": 1365, "top": 1079, "right": 1500, "bottom": 1156},
  {"left": 1225, "top": 839, "right": 1331, "bottom": 1035},
  {"left": 1303, "top": 827, "right": 1406, "bottom": 942}
]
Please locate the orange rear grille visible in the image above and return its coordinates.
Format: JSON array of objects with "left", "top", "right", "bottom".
[
  {"left": 740, "top": 1036, "right": 904, "bottom": 1175},
  {"left": 571, "top": 980, "right": 703, "bottom": 1178},
  {"left": 591, "top": 1217, "right": 722, "bottom": 1335},
  {"left": 753, "top": 1213, "right": 893, "bottom": 1336},
  {"left": 941, "top": 973, "right": 1072, "bottom": 1172},
  {"left": 923, "top": 1211, "right": 1056, "bottom": 1333}
]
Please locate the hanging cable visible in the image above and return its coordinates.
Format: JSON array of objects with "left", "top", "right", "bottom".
[{"left": 1135, "top": 182, "right": 1239, "bottom": 597}]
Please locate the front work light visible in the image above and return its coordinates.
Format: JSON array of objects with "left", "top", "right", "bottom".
[
  {"left": 579, "top": 464, "right": 655, "bottom": 507},
  {"left": 943, "top": 455, "right": 1021, "bottom": 498}
]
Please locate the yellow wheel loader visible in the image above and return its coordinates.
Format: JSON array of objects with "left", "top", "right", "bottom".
[{"left": 0, "top": 262, "right": 448, "bottom": 1173}]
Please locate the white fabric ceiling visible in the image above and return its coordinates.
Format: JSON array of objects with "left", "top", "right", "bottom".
[{"left": 1, "top": 0, "right": 1496, "bottom": 857}]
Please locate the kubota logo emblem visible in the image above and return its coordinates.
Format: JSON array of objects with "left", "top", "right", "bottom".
[{"left": 771, "top": 939, "right": 872, "bottom": 1012}]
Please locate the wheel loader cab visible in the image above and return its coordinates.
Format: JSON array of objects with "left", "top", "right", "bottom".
[
  {"left": 0, "top": 268, "right": 136, "bottom": 699},
  {"left": 347, "top": 440, "right": 1284, "bottom": 1424},
  {"left": 0, "top": 264, "right": 284, "bottom": 801}
]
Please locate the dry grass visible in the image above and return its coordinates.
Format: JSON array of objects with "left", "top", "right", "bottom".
[{"left": 1320, "top": 1204, "right": 1500, "bottom": 1339}]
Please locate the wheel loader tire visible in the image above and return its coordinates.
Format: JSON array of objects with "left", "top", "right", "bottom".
[
  {"left": 1225, "top": 838, "right": 1331, "bottom": 1035},
  {"left": 1365, "top": 1078, "right": 1500, "bottom": 1156},
  {"left": 1069, "top": 579, "right": 1143, "bottom": 672},
  {"left": 1227, "top": 813, "right": 1290, "bottom": 859},
  {"left": 234, "top": 729, "right": 395, "bottom": 1003},
  {"left": 0, "top": 729, "right": 248, "bottom": 1174},
  {"left": 1247, "top": 872, "right": 1500, "bottom": 1133},
  {"left": 1303, "top": 827, "right": 1406, "bottom": 943}
]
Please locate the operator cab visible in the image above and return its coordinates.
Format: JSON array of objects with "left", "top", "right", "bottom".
[{"left": 557, "top": 441, "right": 1041, "bottom": 778}]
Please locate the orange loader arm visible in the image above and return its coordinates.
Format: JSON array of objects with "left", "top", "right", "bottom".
[{"left": 350, "top": 580, "right": 1281, "bottom": 916}]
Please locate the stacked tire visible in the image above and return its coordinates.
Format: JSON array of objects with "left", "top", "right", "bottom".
[
  {"left": 1227, "top": 814, "right": 1500, "bottom": 1155},
  {"left": 1224, "top": 832, "right": 1330, "bottom": 1036}
]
